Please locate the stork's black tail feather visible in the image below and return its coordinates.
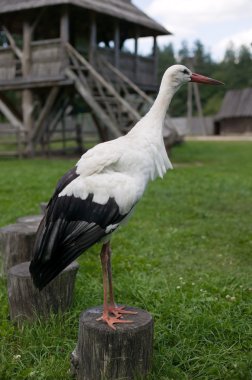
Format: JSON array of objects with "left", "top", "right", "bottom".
[{"left": 29, "top": 213, "right": 106, "bottom": 290}]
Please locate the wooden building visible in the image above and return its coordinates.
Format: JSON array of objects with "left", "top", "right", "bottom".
[
  {"left": 0, "top": 0, "right": 171, "bottom": 155},
  {"left": 214, "top": 88, "right": 252, "bottom": 135}
]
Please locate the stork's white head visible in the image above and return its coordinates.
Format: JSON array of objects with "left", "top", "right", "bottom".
[{"left": 161, "top": 64, "right": 224, "bottom": 92}]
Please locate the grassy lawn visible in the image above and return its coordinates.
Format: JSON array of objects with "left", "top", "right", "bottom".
[{"left": 0, "top": 141, "right": 251, "bottom": 379}]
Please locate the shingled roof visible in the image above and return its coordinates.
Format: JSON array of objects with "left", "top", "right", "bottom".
[
  {"left": 216, "top": 88, "right": 252, "bottom": 120},
  {"left": 0, "top": 0, "right": 170, "bottom": 35}
]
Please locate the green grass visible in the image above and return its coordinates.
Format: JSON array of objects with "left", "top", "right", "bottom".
[{"left": 0, "top": 141, "right": 252, "bottom": 379}]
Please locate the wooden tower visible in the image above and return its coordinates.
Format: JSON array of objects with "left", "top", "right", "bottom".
[{"left": 0, "top": 0, "right": 171, "bottom": 156}]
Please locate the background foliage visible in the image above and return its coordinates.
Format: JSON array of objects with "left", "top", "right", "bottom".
[{"left": 158, "top": 40, "right": 252, "bottom": 117}]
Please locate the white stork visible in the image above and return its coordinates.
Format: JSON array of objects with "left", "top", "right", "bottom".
[{"left": 30, "top": 65, "right": 223, "bottom": 329}]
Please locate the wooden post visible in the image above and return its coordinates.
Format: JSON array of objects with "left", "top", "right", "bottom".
[
  {"left": 22, "top": 20, "right": 34, "bottom": 155},
  {"left": 7, "top": 261, "right": 79, "bottom": 326},
  {"left": 60, "top": 5, "right": 70, "bottom": 44},
  {"left": 71, "top": 306, "right": 154, "bottom": 380},
  {"left": 134, "top": 28, "right": 139, "bottom": 83},
  {"left": 89, "top": 12, "right": 97, "bottom": 63},
  {"left": 60, "top": 4, "right": 70, "bottom": 69},
  {"left": 153, "top": 35, "right": 158, "bottom": 84},
  {"left": 114, "top": 20, "right": 120, "bottom": 69},
  {"left": 193, "top": 83, "right": 206, "bottom": 135},
  {"left": 187, "top": 82, "right": 193, "bottom": 134},
  {"left": 0, "top": 95, "right": 24, "bottom": 131},
  {"left": 0, "top": 223, "right": 39, "bottom": 276},
  {"left": 32, "top": 86, "right": 60, "bottom": 143}
]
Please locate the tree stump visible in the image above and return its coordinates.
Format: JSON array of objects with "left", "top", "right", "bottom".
[
  {"left": 0, "top": 223, "right": 38, "bottom": 276},
  {"left": 7, "top": 261, "right": 79, "bottom": 326},
  {"left": 16, "top": 215, "right": 43, "bottom": 226},
  {"left": 71, "top": 306, "right": 153, "bottom": 380}
]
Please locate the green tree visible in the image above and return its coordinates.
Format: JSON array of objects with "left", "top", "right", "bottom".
[{"left": 158, "top": 43, "right": 176, "bottom": 80}]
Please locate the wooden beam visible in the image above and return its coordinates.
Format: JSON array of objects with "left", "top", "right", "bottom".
[
  {"left": 60, "top": 5, "right": 70, "bottom": 44},
  {"left": 22, "top": 20, "right": 34, "bottom": 154},
  {"left": 0, "top": 94, "right": 24, "bottom": 130},
  {"left": 65, "top": 68, "right": 122, "bottom": 138},
  {"left": 60, "top": 5, "right": 70, "bottom": 69},
  {"left": 89, "top": 12, "right": 97, "bottom": 63},
  {"left": 114, "top": 20, "right": 120, "bottom": 68},
  {"left": 2, "top": 26, "right": 23, "bottom": 60},
  {"left": 32, "top": 86, "right": 60, "bottom": 142},
  {"left": 0, "top": 77, "right": 72, "bottom": 91}
]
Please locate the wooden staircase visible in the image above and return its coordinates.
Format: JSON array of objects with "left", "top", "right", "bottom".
[{"left": 65, "top": 44, "right": 180, "bottom": 146}]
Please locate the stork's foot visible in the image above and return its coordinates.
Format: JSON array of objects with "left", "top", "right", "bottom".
[
  {"left": 109, "top": 305, "right": 138, "bottom": 318},
  {"left": 97, "top": 313, "right": 133, "bottom": 330}
]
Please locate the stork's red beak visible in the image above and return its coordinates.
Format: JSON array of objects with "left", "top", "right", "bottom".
[{"left": 191, "top": 73, "right": 224, "bottom": 85}]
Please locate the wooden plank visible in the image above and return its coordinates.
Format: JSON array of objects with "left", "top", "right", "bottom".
[
  {"left": 65, "top": 68, "right": 121, "bottom": 138},
  {"left": 0, "top": 77, "right": 72, "bottom": 91}
]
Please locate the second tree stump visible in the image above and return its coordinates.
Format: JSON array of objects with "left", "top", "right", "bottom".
[
  {"left": 0, "top": 223, "right": 38, "bottom": 276},
  {"left": 8, "top": 261, "right": 79, "bottom": 326}
]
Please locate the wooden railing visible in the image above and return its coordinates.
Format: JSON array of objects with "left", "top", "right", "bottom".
[
  {"left": 0, "top": 47, "right": 18, "bottom": 81},
  {"left": 0, "top": 39, "right": 64, "bottom": 81},
  {"left": 0, "top": 41, "right": 157, "bottom": 88},
  {"left": 96, "top": 48, "right": 157, "bottom": 88},
  {"left": 31, "top": 39, "right": 63, "bottom": 77}
]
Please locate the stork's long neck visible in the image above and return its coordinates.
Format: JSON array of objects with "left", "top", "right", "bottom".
[
  {"left": 130, "top": 72, "right": 180, "bottom": 139},
  {"left": 147, "top": 82, "right": 175, "bottom": 122}
]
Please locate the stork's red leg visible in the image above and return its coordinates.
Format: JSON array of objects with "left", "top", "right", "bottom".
[
  {"left": 97, "top": 242, "right": 133, "bottom": 330},
  {"left": 107, "top": 244, "right": 137, "bottom": 318}
]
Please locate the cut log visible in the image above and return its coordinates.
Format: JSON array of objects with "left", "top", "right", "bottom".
[
  {"left": 8, "top": 261, "right": 79, "bottom": 326},
  {"left": 16, "top": 215, "right": 43, "bottom": 226},
  {"left": 0, "top": 223, "right": 38, "bottom": 276},
  {"left": 71, "top": 306, "right": 153, "bottom": 380}
]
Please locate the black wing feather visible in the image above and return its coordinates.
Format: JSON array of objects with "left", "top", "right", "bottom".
[{"left": 30, "top": 168, "right": 127, "bottom": 290}]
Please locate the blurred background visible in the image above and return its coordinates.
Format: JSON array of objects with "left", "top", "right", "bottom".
[{"left": 0, "top": 0, "right": 251, "bottom": 156}]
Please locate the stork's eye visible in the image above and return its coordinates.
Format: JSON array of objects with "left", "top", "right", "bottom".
[{"left": 183, "top": 69, "right": 190, "bottom": 75}]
